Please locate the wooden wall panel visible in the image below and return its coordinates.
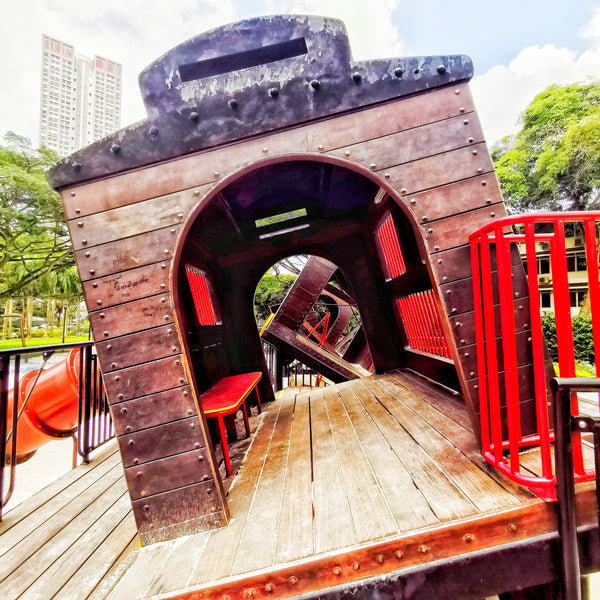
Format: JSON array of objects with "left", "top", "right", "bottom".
[
  {"left": 75, "top": 225, "right": 183, "bottom": 282},
  {"left": 119, "top": 416, "right": 203, "bottom": 467},
  {"left": 95, "top": 325, "right": 181, "bottom": 372},
  {"left": 61, "top": 83, "right": 474, "bottom": 219},
  {"left": 103, "top": 355, "right": 189, "bottom": 403},
  {"left": 110, "top": 386, "right": 196, "bottom": 435},
  {"left": 124, "top": 450, "right": 212, "bottom": 499},
  {"left": 88, "top": 294, "right": 174, "bottom": 341},
  {"left": 83, "top": 263, "right": 171, "bottom": 309}
]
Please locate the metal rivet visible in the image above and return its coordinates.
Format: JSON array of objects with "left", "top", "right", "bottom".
[
  {"left": 461, "top": 339, "right": 466, "bottom": 344},
  {"left": 143, "top": 504, "right": 149, "bottom": 511},
  {"left": 72, "top": 161, "right": 82, "bottom": 171},
  {"left": 195, "top": 442, "right": 200, "bottom": 448},
  {"left": 202, "top": 474, "right": 209, "bottom": 481},
  {"left": 452, "top": 308, "right": 457, "bottom": 313},
  {"left": 199, "top": 455, "right": 204, "bottom": 461},
  {"left": 418, "top": 545, "right": 430, "bottom": 554},
  {"left": 508, "top": 523, "right": 517, "bottom": 533},
  {"left": 81, "top": 239, "right": 87, "bottom": 245},
  {"left": 172, "top": 346, "right": 177, "bottom": 352},
  {"left": 179, "top": 378, "right": 185, "bottom": 384},
  {"left": 118, "top": 394, "right": 124, "bottom": 400},
  {"left": 490, "top": 212, "right": 496, "bottom": 217},
  {"left": 376, "top": 555, "right": 384, "bottom": 564},
  {"left": 160, "top": 297, "right": 166, "bottom": 303},
  {"left": 370, "top": 163, "right": 376, "bottom": 170},
  {"left": 265, "top": 583, "right": 274, "bottom": 593},
  {"left": 486, "top": 198, "right": 493, "bottom": 204},
  {"left": 128, "top": 439, "right": 134, "bottom": 446},
  {"left": 71, "top": 192, "right": 77, "bottom": 197},
  {"left": 167, "top": 328, "right": 172, "bottom": 334},
  {"left": 164, "top": 249, "right": 170, "bottom": 255},
  {"left": 318, "top": 145, "right": 324, "bottom": 151},
  {"left": 528, "top": 337, "right": 533, "bottom": 342},
  {"left": 427, "top": 228, "right": 433, "bottom": 234},
  {"left": 463, "top": 534, "right": 474, "bottom": 543},
  {"left": 344, "top": 151, "right": 350, "bottom": 157},
  {"left": 177, "top": 213, "right": 184, "bottom": 220},
  {"left": 459, "top": 107, "right": 465, "bottom": 113},
  {"left": 446, "top": 290, "right": 452, "bottom": 295},
  {"left": 211, "top": 506, "right": 217, "bottom": 513},
  {"left": 149, "top": 125, "right": 159, "bottom": 136},
  {"left": 477, "top": 168, "right": 483, "bottom": 174},
  {"left": 268, "top": 88, "right": 279, "bottom": 98},
  {"left": 414, "top": 68, "right": 420, "bottom": 74},
  {"left": 472, "top": 150, "right": 478, "bottom": 155},
  {"left": 481, "top": 180, "right": 487, "bottom": 186},
  {"left": 333, "top": 566, "right": 342, "bottom": 576},
  {"left": 194, "top": 190, "right": 200, "bottom": 196},
  {"left": 464, "top": 352, "right": 470, "bottom": 358},
  {"left": 97, "top": 300, "right": 102, "bottom": 306},
  {"left": 110, "top": 143, "right": 120, "bottom": 154},
  {"left": 137, "top": 471, "right": 142, "bottom": 478},
  {"left": 214, "top": 172, "right": 220, "bottom": 178},
  {"left": 189, "top": 112, "right": 199, "bottom": 123},
  {"left": 352, "top": 72, "right": 362, "bottom": 83},
  {"left": 455, "top": 322, "right": 462, "bottom": 327},
  {"left": 410, "top": 198, "right": 416, "bottom": 204},
  {"left": 262, "top": 148, "right": 268, "bottom": 153},
  {"left": 395, "top": 550, "right": 405, "bottom": 559},
  {"left": 434, "top": 245, "right": 440, "bottom": 251},
  {"left": 394, "top": 67, "right": 403, "bottom": 77},
  {"left": 175, "top": 360, "right": 180, "bottom": 365},
  {"left": 111, "top": 362, "right": 117, "bottom": 368},
  {"left": 120, "top": 407, "right": 127, "bottom": 414},
  {"left": 442, "top": 276, "right": 447, "bottom": 282},
  {"left": 190, "top": 422, "right": 195, "bottom": 429},
  {"left": 187, "top": 408, "right": 193, "bottom": 415},
  {"left": 126, "top": 425, "right": 131, "bottom": 432},
  {"left": 437, "top": 65, "right": 446, "bottom": 74},
  {"left": 310, "top": 79, "right": 320, "bottom": 89},
  {"left": 455, "top": 89, "right": 461, "bottom": 95},
  {"left": 468, "top": 138, "right": 474, "bottom": 144},
  {"left": 77, "top": 221, "right": 83, "bottom": 227},
  {"left": 164, "top": 315, "right": 170, "bottom": 321},
  {"left": 99, "top": 313, "right": 105, "bottom": 319},
  {"left": 84, "top": 251, "right": 91, "bottom": 257},
  {"left": 228, "top": 99, "right": 238, "bottom": 109},
  {"left": 133, "top": 458, "right": 139, "bottom": 464},
  {"left": 289, "top": 576, "right": 298, "bottom": 585},
  {"left": 183, "top": 391, "right": 189, "bottom": 396},
  {"left": 474, "top": 384, "right": 479, "bottom": 390},
  {"left": 400, "top": 188, "right": 407, "bottom": 194},
  {"left": 437, "top": 259, "right": 442, "bottom": 264},
  {"left": 422, "top": 216, "right": 428, "bottom": 222},
  {"left": 352, "top": 561, "right": 360, "bottom": 570},
  {"left": 114, "top": 375, "right": 120, "bottom": 381},
  {"left": 89, "top": 269, "right": 95, "bottom": 275},
  {"left": 384, "top": 173, "right": 390, "bottom": 179},
  {"left": 469, "top": 372, "right": 475, "bottom": 377},
  {"left": 103, "top": 331, "right": 109, "bottom": 337},
  {"left": 161, "top": 263, "right": 167, "bottom": 269},
  {"left": 464, "top": 120, "right": 469, "bottom": 125}
]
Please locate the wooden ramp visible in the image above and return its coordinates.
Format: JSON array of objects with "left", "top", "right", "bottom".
[{"left": 2, "top": 373, "right": 597, "bottom": 600}]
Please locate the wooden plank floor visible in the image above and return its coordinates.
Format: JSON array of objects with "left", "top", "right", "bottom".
[
  {"left": 104, "top": 371, "right": 539, "bottom": 600},
  {"left": 0, "top": 442, "right": 137, "bottom": 600},
  {"left": 6, "top": 371, "right": 594, "bottom": 600}
]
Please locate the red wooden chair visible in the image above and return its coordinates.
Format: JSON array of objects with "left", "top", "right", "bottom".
[{"left": 200, "top": 372, "right": 262, "bottom": 477}]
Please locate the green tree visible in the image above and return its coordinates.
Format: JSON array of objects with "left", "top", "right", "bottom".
[
  {"left": 493, "top": 82, "right": 600, "bottom": 212},
  {"left": 254, "top": 272, "right": 296, "bottom": 323},
  {"left": 0, "top": 132, "right": 74, "bottom": 299}
]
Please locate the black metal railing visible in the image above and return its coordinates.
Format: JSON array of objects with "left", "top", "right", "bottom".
[
  {"left": 552, "top": 377, "right": 600, "bottom": 600},
  {"left": 0, "top": 341, "right": 113, "bottom": 521}
]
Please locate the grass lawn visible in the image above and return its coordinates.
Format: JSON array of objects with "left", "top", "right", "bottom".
[{"left": 0, "top": 336, "right": 90, "bottom": 350}]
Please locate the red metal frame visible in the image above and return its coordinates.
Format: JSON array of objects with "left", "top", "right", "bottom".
[
  {"left": 185, "top": 264, "right": 219, "bottom": 326},
  {"left": 376, "top": 213, "right": 407, "bottom": 280},
  {"left": 469, "top": 212, "right": 600, "bottom": 500},
  {"left": 396, "top": 290, "right": 451, "bottom": 359}
]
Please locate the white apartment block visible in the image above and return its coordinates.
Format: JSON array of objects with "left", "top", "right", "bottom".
[{"left": 40, "top": 35, "right": 121, "bottom": 156}]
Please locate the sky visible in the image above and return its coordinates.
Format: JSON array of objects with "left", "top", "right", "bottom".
[{"left": 1, "top": 0, "right": 600, "bottom": 148}]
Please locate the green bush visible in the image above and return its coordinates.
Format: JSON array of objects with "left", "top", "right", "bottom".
[{"left": 541, "top": 312, "right": 595, "bottom": 364}]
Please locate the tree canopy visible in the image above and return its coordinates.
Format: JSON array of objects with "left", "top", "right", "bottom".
[
  {"left": 0, "top": 133, "right": 77, "bottom": 299},
  {"left": 492, "top": 81, "right": 600, "bottom": 213}
]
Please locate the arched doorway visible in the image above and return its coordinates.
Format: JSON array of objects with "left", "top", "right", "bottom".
[{"left": 174, "top": 157, "right": 454, "bottom": 415}]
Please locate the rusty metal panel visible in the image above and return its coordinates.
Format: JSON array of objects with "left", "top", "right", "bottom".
[
  {"left": 110, "top": 386, "right": 197, "bottom": 435},
  {"left": 59, "top": 83, "right": 474, "bottom": 218},
  {"left": 103, "top": 355, "right": 189, "bottom": 404},
  {"left": 422, "top": 204, "right": 508, "bottom": 254},
  {"left": 124, "top": 449, "right": 212, "bottom": 500},
  {"left": 405, "top": 175, "right": 503, "bottom": 224},
  {"left": 330, "top": 112, "right": 483, "bottom": 173},
  {"left": 386, "top": 143, "right": 492, "bottom": 197},
  {"left": 75, "top": 225, "right": 183, "bottom": 282},
  {"left": 88, "top": 294, "right": 174, "bottom": 341},
  {"left": 84, "top": 263, "right": 171, "bottom": 311},
  {"left": 118, "top": 416, "right": 203, "bottom": 467},
  {"left": 67, "top": 189, "right": 198, "bottom": 250},
  {"left": 132, "top": 480, "right": 225, "bottom": 535},
  {"left": 96, "top": 325, "right": 182, "bottom": 372}
]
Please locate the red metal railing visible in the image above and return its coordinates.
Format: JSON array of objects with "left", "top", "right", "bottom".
[
  {"left": 185, "top": 264, "right": 218, "bottom": 326},
  {"left": 376, "top": 213, "right": 407, "bottom": 280},
  {"left": 470, "top": 212, "right": 600, "bottom": 499},
  {"left": 396, "top": 289, "right": 452, "bottom": 359}
]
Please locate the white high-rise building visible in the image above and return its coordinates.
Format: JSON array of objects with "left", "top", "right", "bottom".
[{"left": 39, "top": 35, "right": 121, "bottom": 156}]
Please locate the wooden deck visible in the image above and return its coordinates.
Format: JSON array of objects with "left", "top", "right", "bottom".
[{"left": 1, "top": 371, "right": 597, "bottom": 600}]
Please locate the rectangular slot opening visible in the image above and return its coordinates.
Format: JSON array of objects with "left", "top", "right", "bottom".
[
  {"left": 179, "top": 37, "right": 308, "bottom": 82},
  {"left": 255, "top": 208, "right": 307, "bottom": 228}
]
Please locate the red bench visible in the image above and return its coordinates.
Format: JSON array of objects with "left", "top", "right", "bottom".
[{"left": 200, "top": 372, "right": 262, "bottom": 477}]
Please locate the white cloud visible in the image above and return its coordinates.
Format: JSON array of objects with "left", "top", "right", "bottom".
[
  {"left": 265, "top": 0, "right": 406, "bottom": 60},
  {"left": 0, "top": 0, "right": 237, "bottom": 144},
  {"left": 471, "top": 16, "right": 600, "bottom": 146}
]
